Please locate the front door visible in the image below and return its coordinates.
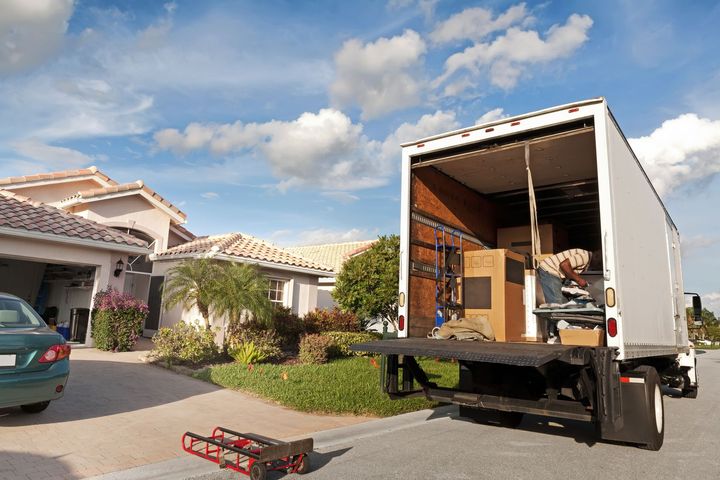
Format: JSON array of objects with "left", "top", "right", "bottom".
[{"left": 144, "top": 276, "right": 164, "bottom": 337}]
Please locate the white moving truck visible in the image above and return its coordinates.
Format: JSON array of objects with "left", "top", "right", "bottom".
[{"left": 353, "top": 98, "right": 703, "bottom": 450}]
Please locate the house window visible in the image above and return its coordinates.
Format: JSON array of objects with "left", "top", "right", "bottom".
[{"left": 268, "top": 279, "right": 286, "bottom": 305}]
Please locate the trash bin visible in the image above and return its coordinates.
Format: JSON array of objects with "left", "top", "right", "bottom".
[
  {"left": 70, "top": 308, "right": 90, "bottom": 343},
  {"left": 56, "top": 324, "right": 71, "bottom": 340}
]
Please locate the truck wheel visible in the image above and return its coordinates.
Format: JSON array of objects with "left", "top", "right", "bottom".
[
  {"left": 636, "top": 366, "right": 664, "bottom": 451},
  {"left": 21, "top": 401, "right": 50, "bottom": 413},
  {"left": 250, "top": 462, "right": 267, "bottom": 480},
  {"left": 460, "top": 406, "right": 524, "bottom": 428}
]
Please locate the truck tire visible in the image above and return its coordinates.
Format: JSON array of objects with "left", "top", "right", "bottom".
[
  {"left": 636, "top": 366, "right": 664, "bottom": 451},
  {"left": 459, "top": 406, "right": 524, "bottom": 428}
]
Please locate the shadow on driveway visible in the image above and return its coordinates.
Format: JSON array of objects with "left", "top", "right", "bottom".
[
  {"left": 0, "top": 355, "right": 219, "bottom": 426},
  {"left": 0, "top": 451, "right": 79, "bottom": 480}
]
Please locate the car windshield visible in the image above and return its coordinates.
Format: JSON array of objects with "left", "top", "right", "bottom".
[{"left": 0, "top": 298, "right": 45, "bottom": 328}]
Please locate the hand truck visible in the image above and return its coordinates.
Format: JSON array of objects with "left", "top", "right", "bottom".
[{"left": 182, "top": 426, "right": 313, "bottom": 480}]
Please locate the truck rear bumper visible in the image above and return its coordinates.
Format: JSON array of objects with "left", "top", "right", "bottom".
[{"left": 351, "top": 338, "right": 602, "bottom": 367}]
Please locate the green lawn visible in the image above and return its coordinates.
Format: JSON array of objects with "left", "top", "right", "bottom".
[{"left": 193, "top": 356, "right": 458, "bottom": 417}]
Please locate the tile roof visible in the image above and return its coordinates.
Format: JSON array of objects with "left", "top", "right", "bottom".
[
  {"left": 0, "top": 190, "right": 148, "bottom": 249},
  {"left": 61, "top": 180, "right": 188, "bottom": 221},
  {"left": 286, "top": 240, "right": 376, "bottom": 273},
  {"left": 0, "top": 166, "right": 117, "bottom": 187},
  {"left": 154, "top": 232, "right": 334, "bottom": 273}
]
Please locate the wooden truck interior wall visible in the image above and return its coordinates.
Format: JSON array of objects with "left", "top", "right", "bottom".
[{"left": 408, "top": 120, "right": 603, "bottom": 339}]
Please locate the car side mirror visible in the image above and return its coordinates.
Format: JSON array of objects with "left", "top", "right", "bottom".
[{"left": 686, "top": 293, "right": 703, "bottom": 325}]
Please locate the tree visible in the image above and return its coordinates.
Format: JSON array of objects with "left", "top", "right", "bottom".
[
  {"left": 162, "top": 258, "right": 222, "bottom": 330},
  {"left": 162, "top": 259, "right": 272, "bottom": 330},
  {"left": 333, "top": 235, "right": 399, "bottom": 328},
  {"left": 212, "top": 262, "right": 273, "bottom": 326}
]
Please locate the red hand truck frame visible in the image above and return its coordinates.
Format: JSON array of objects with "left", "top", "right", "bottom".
[{"left": 182, "top": 426, "right": 313, "bottom": 480}]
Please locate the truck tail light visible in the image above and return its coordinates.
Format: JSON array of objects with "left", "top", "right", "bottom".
[
  {"left": 607, "top": 318, "right": 617, "bottom": 337},
  {"left": 605, "top": 288, "right": 616, "bottom": 307},
  {"left": 398, "top": 315, "right": 405, "bottom": 331},
  {"left": 39, "top": 344, "right": 71, "bottom": 363}
]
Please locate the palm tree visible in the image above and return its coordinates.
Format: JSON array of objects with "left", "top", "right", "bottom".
[
  {"left": 212, "top": 262, "right": 273, "bottom": 327},
  {"left": 162, "top": 258, "right": 273, "bottom": 330},
  {"left": 162, "top": 258, "right": 223, "bottom": 330}
]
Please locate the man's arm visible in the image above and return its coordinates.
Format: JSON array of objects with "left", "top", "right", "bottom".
[{"left": 559, "top": 259, "right": 588, "bottom": 287}]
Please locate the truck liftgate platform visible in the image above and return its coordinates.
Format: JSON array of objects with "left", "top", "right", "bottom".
[{"left": 182, "top": 427, "right": 312, "bottom": 480}]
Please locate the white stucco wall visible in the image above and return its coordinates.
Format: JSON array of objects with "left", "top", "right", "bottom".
[
  {"left": 69, "top": 195, "right": 172, "bottom": 252},
  {"left": 9, "top": 179, "right": 105, "bottom": 205},
  {"left": 152, "top": 259, "right": 321, "bottom": 333}
]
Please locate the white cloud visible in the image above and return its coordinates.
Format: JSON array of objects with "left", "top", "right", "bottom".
[
  {"left": 0, "top": 0, "right": 74, "bottom": 75},
  {"left": 387, "top": 0, "right": 438, "bottom": 19},
  {"left": 681, "top": 235, "right": 720, "bottom": 256},
  {"left": 330, "top": 30, "right": 427, "bottom": 119},
  {"left": 10, "top": 138, "right": 97, "bottom": 170},
  {"left": 275, "top": 228, "right": 370, "bottom": 247},
  {"left": 154, "top": 108, "right": 459, "bottom": 191},
  {"left": 702, "top": 292, "right": 720, "bottom": 316},
  {"left": 321, "top": 191, "right": 360, "bottom": 204},
  {"left": 430, "top": 4, "right": 528, "bottom": 44},
  {"left": 629, "top": 114, "right": 720, "bottom": 197},
  {"left": 201, "top": 191, "right": 219, "bottom": 200},
  {"left": 476, "top": 108, "right": 507, "bottom": 125},
  {"left": 434, "top": 13, "right": 593, "bottom": 93}
]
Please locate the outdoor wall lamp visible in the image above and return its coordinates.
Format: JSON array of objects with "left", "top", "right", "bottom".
[{"left": 114, "top": 259, "right": 124, "bottom": 277}]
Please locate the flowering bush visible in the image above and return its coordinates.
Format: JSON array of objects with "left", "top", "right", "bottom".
[
  {"left": 303, "top": 308, "right": 360, "bottom": 333},
  {"left": 91, "top": 288, "right": 148, "bottom": 352}
]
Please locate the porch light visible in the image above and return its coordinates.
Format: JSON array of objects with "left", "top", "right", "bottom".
[{"left": 114, "top": 259, "right": 124, "bottom": 277}]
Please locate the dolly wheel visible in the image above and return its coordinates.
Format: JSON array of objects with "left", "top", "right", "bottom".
[
  {"left": 250, "top": 462, "right": 267, "bottom": 480},
  {"left": 296, "top": 455, "right": 311, "bottom": 474}
]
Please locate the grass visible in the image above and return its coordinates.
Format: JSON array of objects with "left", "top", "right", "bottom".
[
  {"left": 695, "top": 344, "right": 720, "bottom": 350},
  {"left": 193, "top": 356, "right": 458, "bottom": 417}
]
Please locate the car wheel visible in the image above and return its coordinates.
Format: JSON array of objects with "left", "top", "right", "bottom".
[{"left": 21, "top": 401, "right": 50, "bottom": 413}]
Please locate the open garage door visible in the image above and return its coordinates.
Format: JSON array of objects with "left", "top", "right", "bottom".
[{"left": 0, "top": 257, "right": 95, "bottom": 344}]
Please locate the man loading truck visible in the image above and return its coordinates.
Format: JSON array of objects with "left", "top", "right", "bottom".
[{"left": 537, "top": 248, "right": 594, "bottom": 304}]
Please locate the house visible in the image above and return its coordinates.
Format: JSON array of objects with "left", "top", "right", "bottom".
[
  {"left": 286, "top": 240, "right": 376, "bottom": 309},
  {"left": 0, "top": 167, "right": 335, "bottom": 345}
]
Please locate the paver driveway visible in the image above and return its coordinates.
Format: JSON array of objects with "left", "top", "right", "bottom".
[{"left": 0, "top": 341, "right": 369, "bottom": 480}]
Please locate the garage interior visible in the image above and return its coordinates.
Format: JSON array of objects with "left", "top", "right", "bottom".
[{"left": 0, "top": 257, "right": 95, "bottom": 344}]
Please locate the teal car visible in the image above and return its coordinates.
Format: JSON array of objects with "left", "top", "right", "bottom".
[{"left": 0, "top": 293, "right": 70, "bottom": 413}]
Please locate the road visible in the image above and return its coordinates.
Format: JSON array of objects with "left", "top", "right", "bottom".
[{"left": 190, "top": 348, "right": 720, "bottom": 480}]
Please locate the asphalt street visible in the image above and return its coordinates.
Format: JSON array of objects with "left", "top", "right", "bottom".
[{"left": 185, "top": 348, "right": 720, "bottom": 480}]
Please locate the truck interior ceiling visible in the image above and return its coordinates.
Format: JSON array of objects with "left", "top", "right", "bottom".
[{"left": 408, "top": 118, "right": 604, "bottom": 339}]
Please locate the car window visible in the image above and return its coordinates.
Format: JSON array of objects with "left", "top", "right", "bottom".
[{"left": 0, "top": 299, "right": 44, "bottom": 327}]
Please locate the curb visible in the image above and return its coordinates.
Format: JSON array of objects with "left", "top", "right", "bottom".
[{"left": 87, "top": 405, "right": 458, "bottom": 480}]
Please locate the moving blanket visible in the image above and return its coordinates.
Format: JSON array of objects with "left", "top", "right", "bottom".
[{"left": 430, "top": 316, "right": 495, "bottom": 341}]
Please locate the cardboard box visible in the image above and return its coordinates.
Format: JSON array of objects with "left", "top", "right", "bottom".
[{"left": 559, "top": 328, "right": 605, "bottom": 347}]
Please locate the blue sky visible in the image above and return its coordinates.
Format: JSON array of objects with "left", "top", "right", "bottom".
[{"left": 1, "top": 0, "right": 719, "bottom": 313}]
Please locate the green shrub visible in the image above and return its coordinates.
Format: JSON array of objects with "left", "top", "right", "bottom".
[
  {"left": 271, "top": 307, "right": 306, "bottom": 347},
  {"left": 298, "top": 334, "right": 335, "bottom": 364},
  {"left": 225, "top": 324, "right": 282, "bottom": 362},
  {"left": 303, "top": 307, "right": 360, "bottom": 333},
  {"left": 323, "top": 331, "right": 382, "bottom": 357},
  {"left": 91, "top": 288, "right": 148, "bottom": 352},
  {"left": 229, "top": 342, "right": 267, "bottom": 364},
  {"left": 152, "top": 322, "right": 218, "bottom": 365}
]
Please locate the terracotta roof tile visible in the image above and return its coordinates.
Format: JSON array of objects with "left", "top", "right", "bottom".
[
  {"left": 155, "top": 233, "right": 333, "bottom": 273},
  {"left": 0, "top": 166, "right": 118, "bottom": 187},
  {"left": 286, "top": 240, "right": 376, "bottom": 273},
  {"left": 0, "top": 190, "right": 148, "bottom": 249}
]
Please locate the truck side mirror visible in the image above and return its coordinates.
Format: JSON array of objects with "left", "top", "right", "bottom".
[{"left": 686, "top": 293, "right": 703, "bottom": 325}]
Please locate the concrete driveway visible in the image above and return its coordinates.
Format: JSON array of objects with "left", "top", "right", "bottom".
[{"left": 0, "top": 341, "right": 369, "bottom": 480}]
